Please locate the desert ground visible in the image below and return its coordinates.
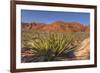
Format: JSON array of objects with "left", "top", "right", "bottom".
[{"left": 21, "top": 21, "right": 90, "bottom": 63}]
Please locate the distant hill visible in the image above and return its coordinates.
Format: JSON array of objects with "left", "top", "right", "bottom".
[{"left": 22, "top": 21, "right": 90, "bottom": 32}]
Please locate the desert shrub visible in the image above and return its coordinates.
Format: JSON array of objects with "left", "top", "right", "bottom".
[{"left": 26, "top": 32, "right": 77, "bottom": 61}]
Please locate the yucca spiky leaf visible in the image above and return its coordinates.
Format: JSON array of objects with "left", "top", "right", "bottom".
[{"left": 25, "top": 31, "right": 76, "bottom": 61}]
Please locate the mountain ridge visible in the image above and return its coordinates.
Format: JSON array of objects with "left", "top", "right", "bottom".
[{"left": 22, "top": 21, "right": 90, "bottom": 32}]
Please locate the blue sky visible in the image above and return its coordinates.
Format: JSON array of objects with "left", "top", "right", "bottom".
[{"left": 21, "top": 10, "right": 90, "bottom": 25}]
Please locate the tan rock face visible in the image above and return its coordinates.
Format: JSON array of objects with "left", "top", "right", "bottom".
[{"left": 74, "top": 38, "right": 90, "bottom": 60}]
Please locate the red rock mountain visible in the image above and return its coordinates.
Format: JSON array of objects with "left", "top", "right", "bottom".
[{"left": 22, "top": 21, "right": 90, "bottom": 32}]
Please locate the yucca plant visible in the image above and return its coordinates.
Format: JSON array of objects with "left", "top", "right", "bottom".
[{"left": 26, "top": 32, "right": 77, "bottom": 62}]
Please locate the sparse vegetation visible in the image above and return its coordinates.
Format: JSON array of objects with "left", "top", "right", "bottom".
[{"left": 21, "top": 28, "right": 89, "bottom": 62}]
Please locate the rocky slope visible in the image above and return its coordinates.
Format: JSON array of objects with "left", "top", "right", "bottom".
[{"left": 22, "top": 21, "right": 90, "bottom": 32}]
